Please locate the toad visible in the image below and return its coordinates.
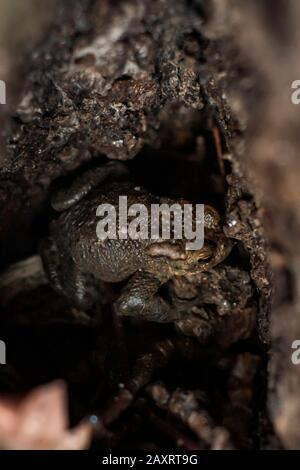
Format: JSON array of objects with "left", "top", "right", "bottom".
[{"left": 40, "top": 161, "right": 232, "bottom": 326}]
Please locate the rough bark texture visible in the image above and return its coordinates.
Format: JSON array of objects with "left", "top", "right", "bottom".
[{"left": 205, "top": 0, "right": 300, "bottom": 449}]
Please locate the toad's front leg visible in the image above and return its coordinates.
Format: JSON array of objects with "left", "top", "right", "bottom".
[
  {"left": 40, "top": 237, "right": 98, "bottom": 309},
  {"left": 114, "top": 271, "right": 179, "bottom": 323}
]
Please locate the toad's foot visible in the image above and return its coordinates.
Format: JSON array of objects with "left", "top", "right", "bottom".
[{"left": 114, "top": 271, "right": 179, "bottom": 323}]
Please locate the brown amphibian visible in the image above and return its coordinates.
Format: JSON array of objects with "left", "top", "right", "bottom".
[{"left": 41, "top": 162, "right": 232, "bottom": 331}]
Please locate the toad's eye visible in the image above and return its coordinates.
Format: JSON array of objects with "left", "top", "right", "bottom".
[
  {"left": 204, "top": 213, "right": 215, "bottom": 226},
  {"left": 204, "top": 206, "right": 220, "bottom": 228}
]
